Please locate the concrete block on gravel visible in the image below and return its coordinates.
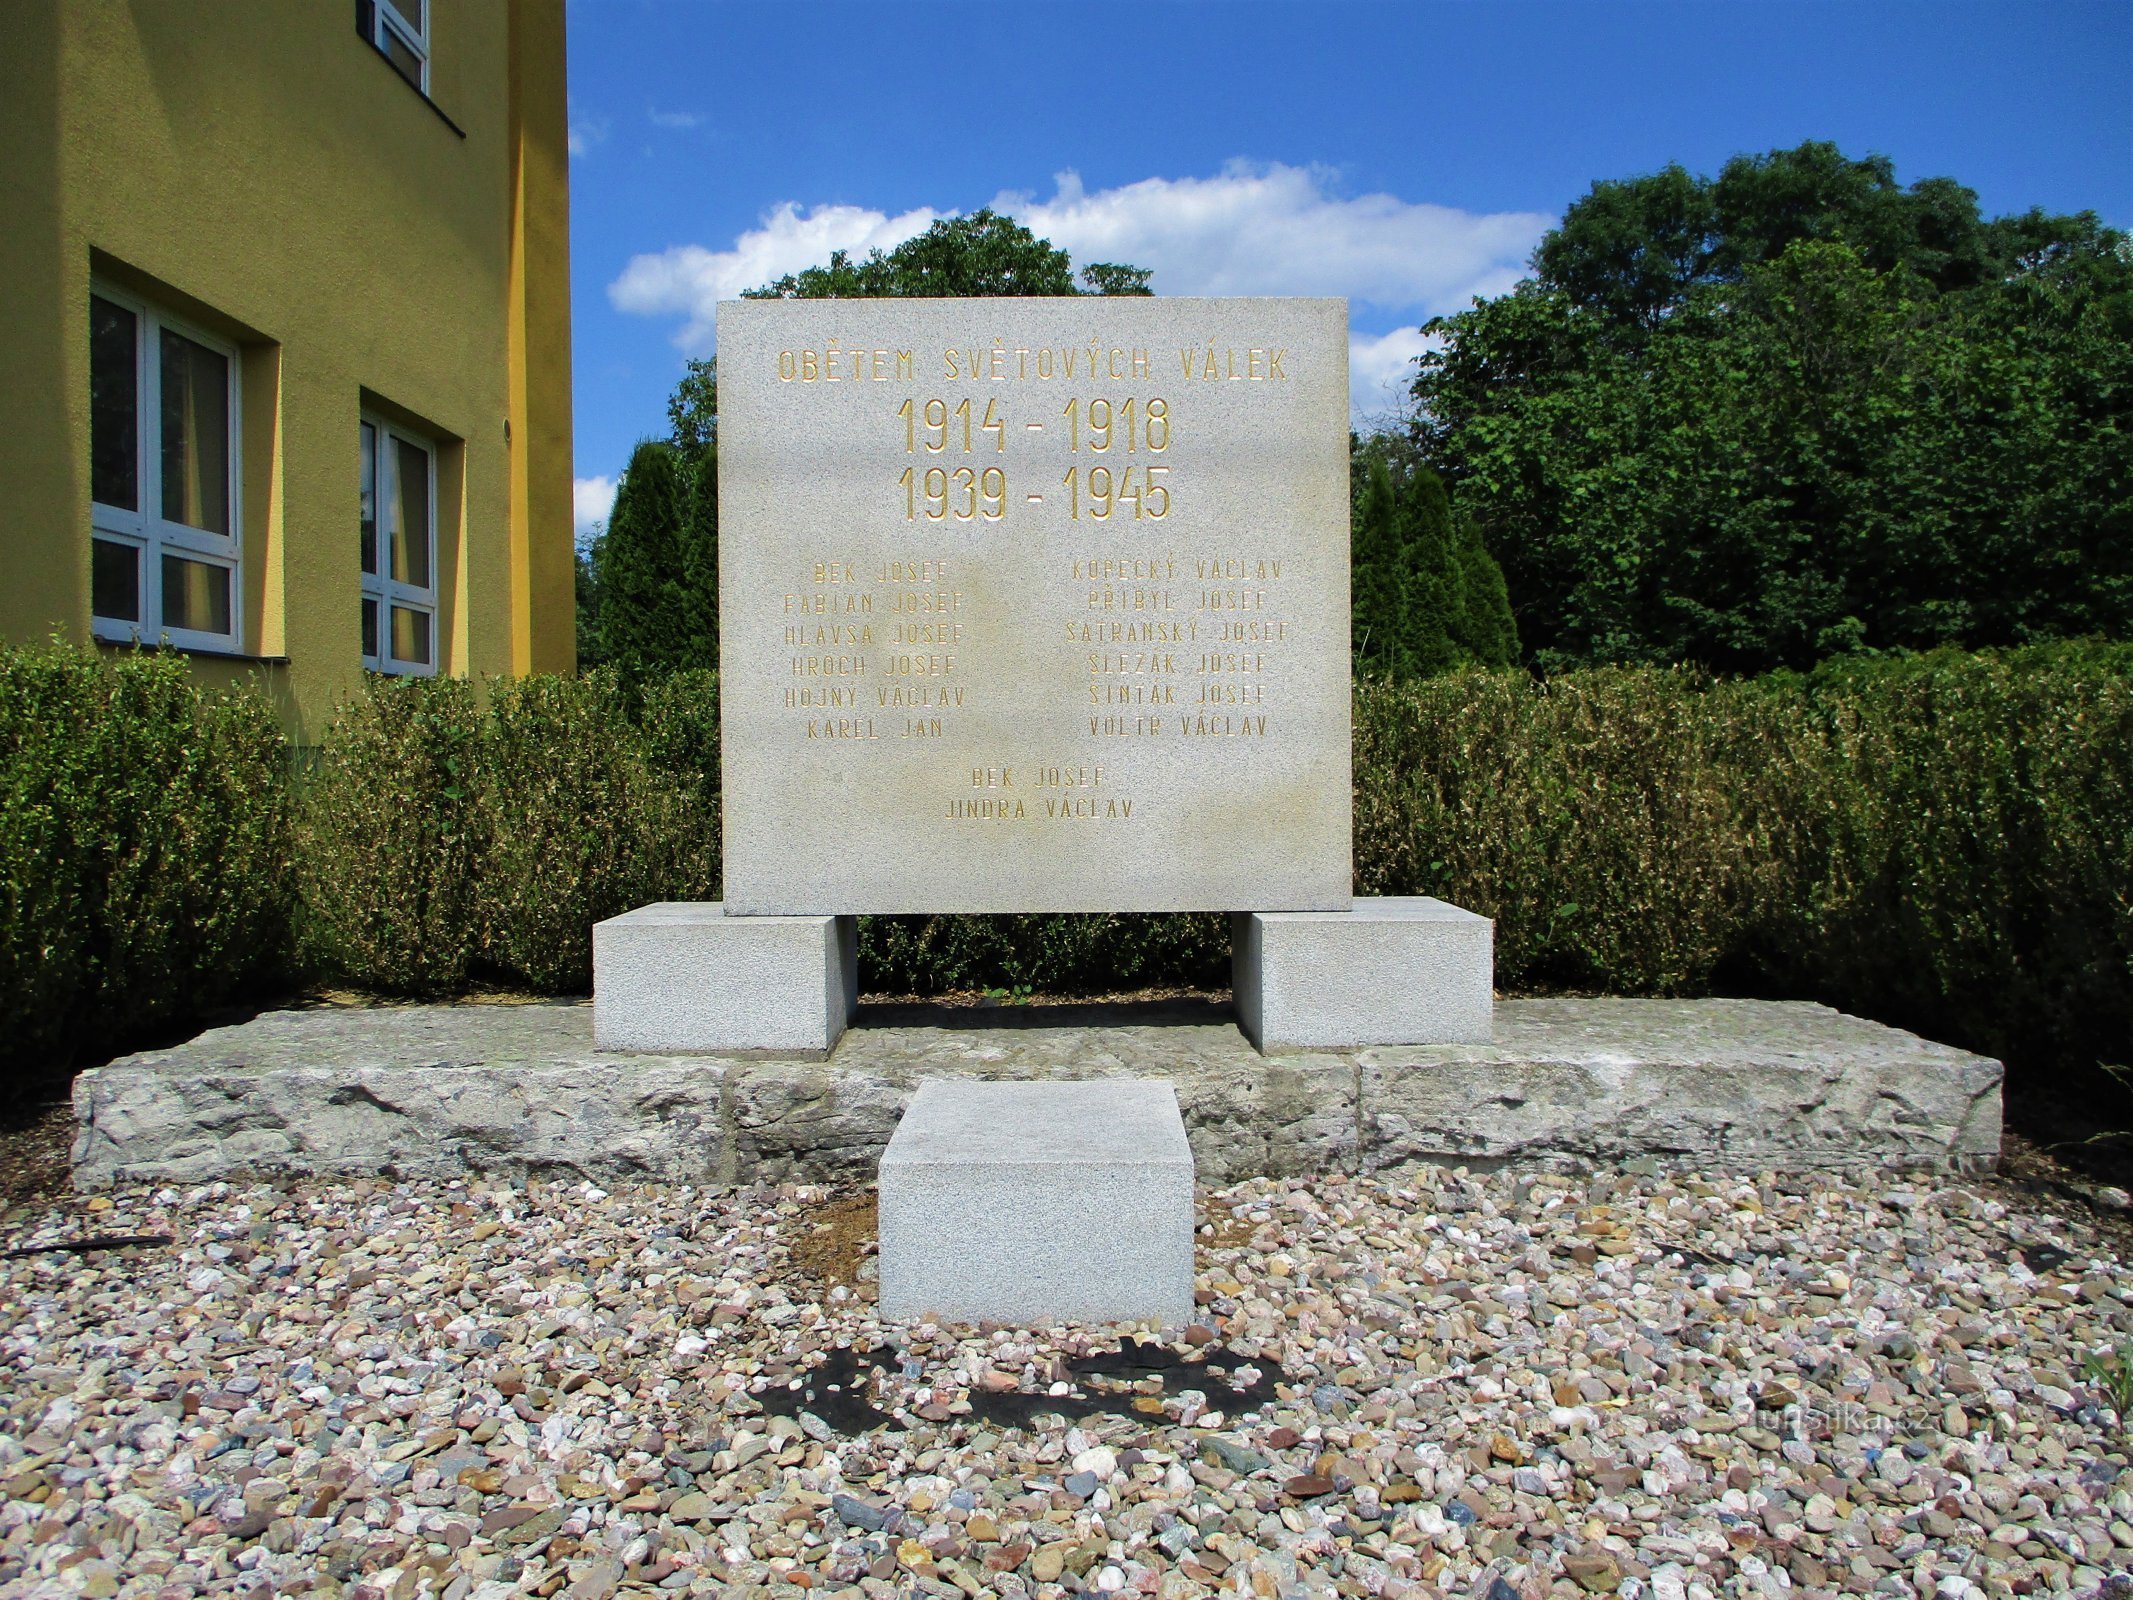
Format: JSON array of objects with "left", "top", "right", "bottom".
[{"left": 877, "top": 1080, "right": 1195, "bottom": 1327}]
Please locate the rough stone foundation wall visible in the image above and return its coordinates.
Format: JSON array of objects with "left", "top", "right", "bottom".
[{"left": 71, "top": 999, "right": 2003, "bottom": 1190}]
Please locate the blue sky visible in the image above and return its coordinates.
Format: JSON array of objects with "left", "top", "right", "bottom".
[{"left": 563, "top": 0, "right": 2132, "bottom": 541}]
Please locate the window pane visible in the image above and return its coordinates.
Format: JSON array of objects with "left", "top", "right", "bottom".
[
  {"left": 91, "top": 297, "right": 139, "bottom": 511},
  {"left": 360, "top": 422, "right": 378, "bottom": 575},
  {"left": 92, "top": 538, "right": 140, "bottom": 622},
  {"left": 161, "top": 554, "right": 232, "bottom": 636},
  {"left": 159, "top": 328, "right": 231, "bottom": 534},
  {"left": 390, "top": 604, "right": 431, "bottom": 666},
  {"left": 383, "top": 25, "right": 424, "bottom": 88},
  {"left": 391, "top": 436, "right": 431, "bottom": 589},
  {"left": 385, "top": 0, "right": 423, "bottom": 36},
  {"left": 362, "top": 596, "right": 379, "bottom": 661}
]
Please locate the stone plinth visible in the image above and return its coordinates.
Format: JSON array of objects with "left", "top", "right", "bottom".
[
  {"left": 877, "top": 1079, "right": 1195, "bottom": 1326},
  {"left": 1234, "top": 896, "right": 1493, "bottom": 1051},
  {"left": 592, "top": 902, "right": 856, "bottom": 1056},
  {"left": 71, "top": 998, "right": 2005, "bottom": 1189}
]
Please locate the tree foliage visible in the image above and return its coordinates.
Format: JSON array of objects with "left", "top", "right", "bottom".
[
  {"left": 1413, "top": 141, "right": 2133, "bottom": 673},
  {"left": 745, "top": 209, "right": 1152, "bottom": 301}
]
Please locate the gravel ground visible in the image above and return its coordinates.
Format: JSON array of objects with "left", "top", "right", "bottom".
[{"left": 1, "top": 1166, "right": 2127, "bottom": 1600}]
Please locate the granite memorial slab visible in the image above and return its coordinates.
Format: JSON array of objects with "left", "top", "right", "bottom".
[{"left": 716, "top": 296, "right": 1353, "bottom": 915}]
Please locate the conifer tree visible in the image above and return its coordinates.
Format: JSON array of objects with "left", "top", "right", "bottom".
[
  {"left": 1393, "top": 467, "right": 1465, "bottom": 678},
  {"left": 1451, "top": 512, "right": 1520, "bottom": 667},
  {"left": 677, "top": 442, "right": 719, "bottom": 664},
  {"left": 593, "top": 440, "right": 700, "bottom": 679},
  {"left": 1351, "top": 456, "right": 1402, "bottom": 676}
]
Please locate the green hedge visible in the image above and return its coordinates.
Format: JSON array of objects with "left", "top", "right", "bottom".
[
  {"left": 0, "top": 646, "right": 294, "bottom": 1091},
  {"left": 5, "top": 642, "right": 2127, "bottom": 1093},
  {"left": 299, "top": 670, "right": 720, "bottom": 995},
  {"left": 1357, "top": 644, "right": 2133, "bottom": 1074}
]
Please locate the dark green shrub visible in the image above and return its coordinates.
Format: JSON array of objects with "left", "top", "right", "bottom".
[
  {"left": 1355, "top": 667, "right": 1809, "bottom": 992},
  {"left": 298, "top": 675, "right": 486, "bottom": 995},
  {"left": 860, "top": 912, "right": 1229, "bottom": 997},
  {"left": 0, "top": 645, "right": 293, "bottom": 1086},
  {"left": 1774, "top": 643, "right": 2133, "bottom": 1071},
  {"left": 636, "top": 667, "right": 723, "bottom": 837},
  {"left": 299, "top": 670, "right": 723, "bottom": 997},
  {"left": 477, "top": 671, "right": 719, "bottom": 991},
  {"left": 1356, "top": 647, "right": 2133, "bottom": 1077}
]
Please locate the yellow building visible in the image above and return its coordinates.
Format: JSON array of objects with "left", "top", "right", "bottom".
[{"left": 0, "top": 0, "right": 577, "bottom": 737}]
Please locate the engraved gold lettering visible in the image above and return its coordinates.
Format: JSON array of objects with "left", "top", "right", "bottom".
[
  {"left": 1035, "top": 765, "right": 1105, "bottom": 788},
  {"left": 804, "top": 717, "right": 877, "bottom": 739},
  {"left": 1089, "top": 682, "right": 1177, "bottom": 705},
  {"left": 876, "top": 560, "right": 950, "bottom": 584},
  {"left": 1174, "top": 714, "right": 1269, "bottom": 737},
  {"left": 886, "top": 653, "right": 955, "bottom": 676}
]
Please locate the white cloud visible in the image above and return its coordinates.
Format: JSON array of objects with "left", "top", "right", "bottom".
[
  {"left": 574, "top": 475, "right": 617, "bottom": 550},
  {"left": 648, "top": 108, "right": 702, "bottom": 130},
  {"left": 995, "top": 162, "right": 1548, "bottom": 314},
  {"left": 567, "top": 101, "right": 607, "bottom": 160},
  {"left": 609, "top": 202, "right": 945, "bottom": 353},
  {"left": 607, "top": 164, "right": 1548, "bottom": 418},
  {"left": 1348, "top": 326, "right": 1440, "bottom": 428}
]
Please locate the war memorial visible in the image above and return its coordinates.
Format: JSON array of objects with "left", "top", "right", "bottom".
[{"left": 72, "top": 299, "right": 2001, "bottom": 1321}]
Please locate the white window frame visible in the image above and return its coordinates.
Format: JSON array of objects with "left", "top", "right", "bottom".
[
  {"left": 367, "top": 0, "right": 430, "bottom": 94},
  {"left": 360, "top": 412, "right": 440, "bottom": 677},
  {"left": 89, "top": 280, "right": 243, "bottom": 655}
]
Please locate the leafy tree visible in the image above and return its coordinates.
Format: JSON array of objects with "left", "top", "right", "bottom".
[
  {"left": 1414, "top": 141, "right": 2133, "bottom": 673},
  {"left": 750, "top": 209, "right": 1129, "bottom": 300},
  {"left": 668, "top": 357, "right": 717, "bottom": 459},
  {"left": 1079, "top": 262, "right": 1154, "bottom": 296}
]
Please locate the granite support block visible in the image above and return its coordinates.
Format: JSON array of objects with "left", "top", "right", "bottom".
[
  {"left": 1234, "top": 896, "right": 1493, "bottom": 1051},
  {"left": 593, "top": 901, "right": 857, "bottom": 1057},
  {"left": 877, "top": 1080, "right": 1195, "bottom": 1326}
]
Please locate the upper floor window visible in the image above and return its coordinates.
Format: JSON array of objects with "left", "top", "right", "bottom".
[
  {"left": 89, "top": 283, "right": 242, "bottom": 653},
  {"left": 360, "top": 414, "right": 438, "bottom": 675},
  {"left": 358, "top": 0, "right": 429, "bottom": 95}
]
